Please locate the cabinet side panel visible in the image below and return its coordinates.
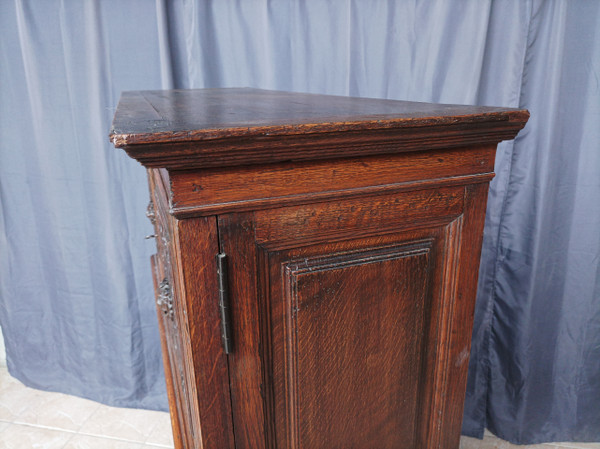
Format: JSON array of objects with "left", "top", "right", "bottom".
[
  {"left": 175, "top": 217, "right": 236, "bottom": 449},
  {"left": 149, "top": 170, "right": 195, "bottom": 448},
  {"left": 151, "top": 255, "right": 184, "bottom": 449}
]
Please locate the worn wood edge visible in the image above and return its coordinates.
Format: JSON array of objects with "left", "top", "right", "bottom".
[
  {"left": 438, "top": 183, "right": 491, "bottom": 446},
  {"left": 169, "top": 173, "right": 494, "bottom": 219},
  {"left": 110, "top": 109, "right": 529, "bottom": 147},
  {"left": 425, "top": 216, "right": 464, "bottom": 448},
  {"left": 149, "top": 168, "right": 173, "bottom": 215},
  {"left": 168, "top": 219, "right": 205, "bottom": 447},
  {"left": 116, "top": 119, "right": 527, "bottom": 171}
]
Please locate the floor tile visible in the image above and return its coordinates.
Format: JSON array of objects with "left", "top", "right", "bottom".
[
  {"left": 460, "top": 435, "right": 595, "bottom": 449},
  {"left": 0, "top": 422, "right": 73, "bottom": 449},
  {"left": 0, "top": 379, "right": 46, "bottom": 421},
  {"left": 64, "top": 435, "right": 144, "bottom": 449},
  {"left": 15, "top": 391, "right": 100, "bottom": 432},
  {"left": 2, "top": 366, "right": 598, "bottom": 449},
  {"left": 0, "top": 368, "right": 21, "bottom": 392},
  {"left": 144, "top": 412, "right": 174, "bottom": 447},
  {"left": 79, "top": 404, "right": 165, "bottom": 443},
  {"left": 551, "top": 444, "right": 600, "bottom": 449}
]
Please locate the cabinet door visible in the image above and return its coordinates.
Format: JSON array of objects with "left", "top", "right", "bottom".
[{"left": 218, "top": 185, "right": 488, "bottom": 449}]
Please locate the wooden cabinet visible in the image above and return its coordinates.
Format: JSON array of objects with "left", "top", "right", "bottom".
[{"left": 110, "top": 88, "right": 528, "bottom": 449}]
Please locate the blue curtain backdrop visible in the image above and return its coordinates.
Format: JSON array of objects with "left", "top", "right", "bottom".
[{"left": 1, "top": 0, "right": 598, "bottom": 444}]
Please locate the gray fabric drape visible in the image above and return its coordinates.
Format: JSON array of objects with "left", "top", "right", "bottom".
[
  {"left": 1, "top": 0, "right": 598, "bottom": 443},
  {"left": 0, "top": 0, "right": 168, "bottom": 410},
  {"left": 465, "top": 2, "right": 600, "bottom": 443}
]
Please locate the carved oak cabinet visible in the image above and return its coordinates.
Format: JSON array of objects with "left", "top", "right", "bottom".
[{"left": 110, "top": 89, "right": 528, "bottom": 449}]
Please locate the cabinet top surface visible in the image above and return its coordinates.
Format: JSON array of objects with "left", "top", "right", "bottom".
[{"left": 110, "top": 88, "right": 528, "bottom": 147}]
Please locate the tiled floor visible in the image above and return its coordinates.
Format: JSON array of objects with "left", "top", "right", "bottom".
[
  {"left": 0, "top": 366, "right": 598, "bottom": 449},
  {"left": 0, "top": 367, "right": 173, "bottom": 448},
  {"left": 460, "top": 432, "right": 600, "bottom": 449}
]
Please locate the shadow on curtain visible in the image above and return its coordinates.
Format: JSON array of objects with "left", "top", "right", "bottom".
[{"left": 0, "top": 0, "right": 598, "bottom": 443}]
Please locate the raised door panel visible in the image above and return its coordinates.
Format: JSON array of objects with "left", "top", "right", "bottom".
[
  {"left": 219, "top": 184, "right": 488, "bottom": 449},
  {"left": 271, "top": 240, "right": 435, "bottom": 449}
]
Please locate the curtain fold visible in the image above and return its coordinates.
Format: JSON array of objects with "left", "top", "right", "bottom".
[
  {"left": 1, "top": 0, "right": 598, "bottom": 442},
  {"left": 481, "top": 1, "right": 600, "bottom": 442},
  {"left": 1, "top": 0, "right": 172, "bottom": 410}
]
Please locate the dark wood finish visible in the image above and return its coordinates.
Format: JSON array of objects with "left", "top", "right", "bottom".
[
  {"left": 168, "top": 145, "right": 495, "bottom": 217},
  {"left": 151, "top": 255, "right": 184, "bottom": 449},
  {"left": 149, "top": 172, "right": 235, "bottom": 449},
  {"left": 148, "top": 172, "right": 202, "bottom": 448},
  {"left": 111, "top": 88, "right": 528, "bottom": 449},
  {"left": 110, "top": 88, "right": 528, "bottom": 170},
  {"left": 217, "top": 187, "right": 471, "bottom": 449},
  {"left": 175, "top": 217, "right": 236, "bottom": 449}
]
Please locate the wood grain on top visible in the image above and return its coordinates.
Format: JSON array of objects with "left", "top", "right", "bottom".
[
  {"left": 110, "top": 88, "right": 528, "bottom": 170},
  {"left": 110, "top": 88, "right": 527, "bottom": 147}
]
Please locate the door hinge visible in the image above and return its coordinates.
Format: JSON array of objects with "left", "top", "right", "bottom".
[{"left": 216, "top": 253, "right": 233, "bottom": 354}]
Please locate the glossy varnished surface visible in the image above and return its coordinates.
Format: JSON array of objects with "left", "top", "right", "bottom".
[
  {"left": 110, "top": 89, "right": 528, "bottom": 170},
  {"left": 110, "top": 88, "right": 527, "bottom": 146}
]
